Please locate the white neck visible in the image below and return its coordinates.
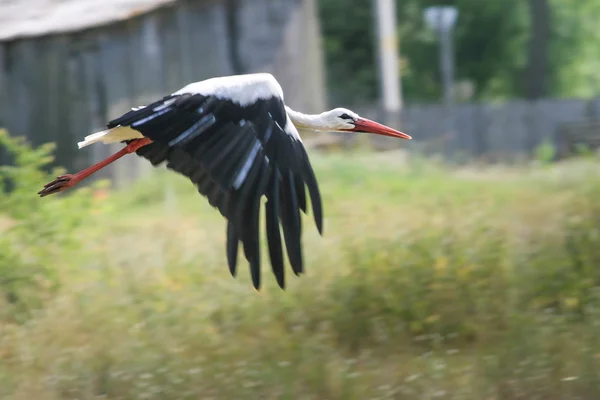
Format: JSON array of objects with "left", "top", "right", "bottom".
[{"left": 285, "top": 106, "right": 327, "bottom": 132}]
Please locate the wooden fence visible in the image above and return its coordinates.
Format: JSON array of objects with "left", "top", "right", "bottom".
[{"left": 349, "top": 97, "right": 600, "bottom": 161}]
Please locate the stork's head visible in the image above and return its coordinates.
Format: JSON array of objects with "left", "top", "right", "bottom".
[{"left": 318, "top": 108, "right": 412, "bottom": 140}]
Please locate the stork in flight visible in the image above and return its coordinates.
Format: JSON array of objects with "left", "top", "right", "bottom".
[{"left": 38, "top": 73, "right": 411, "bottom": 290}]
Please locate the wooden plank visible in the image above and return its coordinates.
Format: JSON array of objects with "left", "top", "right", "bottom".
[
  {"left": 26, "top": 40, "right": 45, "bottom": 148},
  {"left": 27, "top": 38, "right": 52, "bottom": 170},
  {"left": 454, "top": 104, "right": 478, "bottom": 159},
  {"left": 98, "top": 27, "right": 136, "bottom": 186},
  {"left": 175, "top": 1, "right": 194, "bottom": 84},
  {"left": 128, "top": 15, "right": 164, "bottom": 103},
  {"left": 43, "top": 35, "right": 71, "bottom": 169},
  {"left": 34, "top": 38, "right": 53, "bottom": 147},
  {"left": 64, "top": 40, "right": 91, "bottom": 173},
  {"left": 127, "top": 15, "right": 167, "bottom": 179},
  {"left": 0, "top": 43, "right": 8, "bottom": 168},
  {"left": 157, "top": 7, "right": 182, "bottom": 93},
  {"left": 80, "top": 38, "right": 110, "bottom": 174},
  {"left": 34, "top": 37, "right": 60, "bottom": 161},
  {"left": 0, "top": 42, "right": 16, "bottom": 147},
  {"left": 473, "top": 104, "right": 490, "bottom": 159},
  {"left": 556, "top": 119, "right": 600, "bottom": 157},
  {"left": 534, "top": 98, "right": 587, "bottom": 152},
  {"left": 9, "top": 40, "right": 37, "bottom": 140},
  {"left": 586, "top": 98, "right": 600, "bottom": 119},
  {"left": 186, "top": 0, "right": 233, "bottom": 79},
  {"left": 0, "top": 44, "right": 6, "bottom": 131}
]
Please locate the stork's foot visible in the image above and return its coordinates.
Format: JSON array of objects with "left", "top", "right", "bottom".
[
  {"left": 38, "top": 174, "right": 78, "bottom": 197},
  {"left": 37, "top": 138, "right": 153, "bottom": 198}
]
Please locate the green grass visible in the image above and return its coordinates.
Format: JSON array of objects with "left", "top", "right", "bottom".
[{"left": 3, "top": 131, "right": 600, "bottom": 399}]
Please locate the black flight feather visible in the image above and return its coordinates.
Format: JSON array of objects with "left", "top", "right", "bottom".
[
  {"left": 266, "top": 167, "right": 285, "bottom": 288},
  {"left": 295, "top": 174, "right": 307, "bottom": 213},
  {"left": 226, "top": 221, "right": 239, "bottom": 277},
  {"left": 284, "top": 169, "right": 303, "bottom": 275},
  {"left": 112, "top": 88, "right": 323, "bottom": 290}
]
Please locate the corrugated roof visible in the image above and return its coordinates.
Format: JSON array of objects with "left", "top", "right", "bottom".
[{"left": 0, "top": 0, "right": 178, "bottom": 41}]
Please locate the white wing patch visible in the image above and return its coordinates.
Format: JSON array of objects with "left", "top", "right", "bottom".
[
  {"left": 283, "top": 115, "right": 302, "bottom": 142},
  {"left": 173, "top": 73, "right": 285, "bottom": 107},
  {"left": 77, "top": 126, "right": 143, "bottom": 149}
]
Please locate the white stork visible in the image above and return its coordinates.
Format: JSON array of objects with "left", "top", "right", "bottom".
[{"left": 38, "top": 73, "right": 411, "bottom": 290}]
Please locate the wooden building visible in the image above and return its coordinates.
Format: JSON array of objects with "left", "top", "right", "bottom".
[{"left": 0, "top": 0, "right": 326, "bottom": 183}]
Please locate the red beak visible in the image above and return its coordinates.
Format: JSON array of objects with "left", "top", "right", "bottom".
[{"left": 349, "top": 118, "right": 412, "bottom": 140}]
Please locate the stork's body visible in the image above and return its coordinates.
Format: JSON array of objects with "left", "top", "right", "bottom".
[{"left": 39, "top": 73, "right": 410, "bottom": 290}]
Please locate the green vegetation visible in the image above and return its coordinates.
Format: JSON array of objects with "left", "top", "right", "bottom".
[
  {"left": 3, "top": 130, "right": 600, "bottom": 398},
  {"left": 319, "top": 0, "right": 600, "bottom": 103}
]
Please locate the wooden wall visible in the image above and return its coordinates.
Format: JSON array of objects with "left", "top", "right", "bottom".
[{"left": 0, "top": 0, "right": 326, "bottom": 184}]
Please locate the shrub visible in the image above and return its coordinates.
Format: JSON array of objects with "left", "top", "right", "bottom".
[
  {"left": 0, "top": 130, "right": 105, "bottom": 322},
  {"left": 2, "top": 135, "right": 600, "bottom": 398}
]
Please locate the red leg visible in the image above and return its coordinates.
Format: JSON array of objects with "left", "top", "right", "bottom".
[{"left": 38, "top": 137, "right": 153, "bottom": 197}]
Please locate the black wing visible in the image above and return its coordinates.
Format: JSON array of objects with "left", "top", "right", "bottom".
[{"left": 107, "top": 92, "right": 323, "bottom": 290}]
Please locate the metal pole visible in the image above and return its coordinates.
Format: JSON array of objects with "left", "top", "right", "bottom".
[
  {"left": 441, "top": 24, "right": 455, "bottom": 156},
  {"left": 373, "top": 0, "right": 402, "bottom": 148},
  {"left": 375, "top": 0, "right": 402, "bottom": 112},
  {"left": 439, "top": 24, "right": 454, "bottom": 108}
]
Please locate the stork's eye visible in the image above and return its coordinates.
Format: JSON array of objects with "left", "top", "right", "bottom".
[{"left": 339, "top": 113, "right": 353, "bottom": 120}]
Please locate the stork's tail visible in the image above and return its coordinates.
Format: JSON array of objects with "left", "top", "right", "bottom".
[
  {"left": 77, "top": 126, "right": 144, "bottom": 149},
  {"left": 77, "top": 129, "right": 110, "bottom": 149}
]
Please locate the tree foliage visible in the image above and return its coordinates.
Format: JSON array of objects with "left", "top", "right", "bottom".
[
  {"left": 318, "top": 0, "right": 600, "bottom": 105},
  {"left": 318, "top": 0, "right": 380, "bottom": 105},
  {"left": 549, "top": 0, "right": 600, "bottom": 98}
]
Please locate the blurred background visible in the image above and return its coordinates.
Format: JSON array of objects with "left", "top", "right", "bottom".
[{"left": 3, "top": 0, "right": 600, "bottom": 399}]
